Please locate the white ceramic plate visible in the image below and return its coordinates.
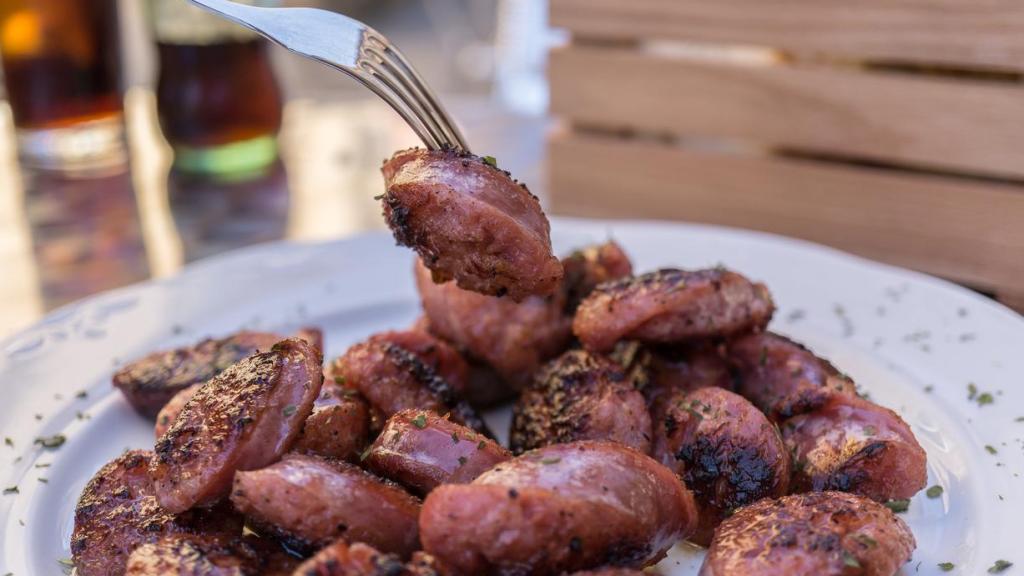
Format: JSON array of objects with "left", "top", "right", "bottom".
[{"left": 1, "top": 218, "right": 1021, "bottom": 576}]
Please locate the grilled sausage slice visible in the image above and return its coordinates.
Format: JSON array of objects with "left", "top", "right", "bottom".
[
  {"left": 573, "top": 268, "right": 775, "bottom": 353},
  {"left": 727, "top": 332, "right": 857, "bottom": 422},
  {"left": 231, "top": 454, "right": 421, "bottom": 557},
  {"left": 509, "top": 350, "right": 651, "bottom": 455},
  {"left": 114, "top": 328, "right": 321, "bottom": 418},
  {"left": 420, "top": 441, "right": 698, "bottom": 575},
  {"left": 125, "top": 537, "right": 252, "bottom": 576},
  {"left": 560, "top": 241, "right": 634, "bottom": 315},
  {"left": 415, "top": 259, "right": 572, "bottom": 391},
  {"left": 651, "top": 387, "right": 791, "bottom": 545},
  {"left": 155, "top": 384, "right": 201, "bottom": 439},
  {"left": 291, "top": 388, "right": 372, "bottom": 462},
  {"left": 331, "top": 339, "right": 488, "bottom": 434},
  {"left": 700, "top": 491, "right": 916, "bottom": 576},
  {"left": 290, "top": 540, "right": 443, "bottom": 576},
  {"left": 367, "top": 329, "right": 471, "bottom": 394},
  {"left": 71, "top": 450, "right": 242, "bottom": 576},
  {"left": 364, "top": 410, "right": 510, "bottom": 495},
  {"left": 381, "top": 148, "right": 563, "bottom": 300},
  {"left": 151, "top": 338, "right": 323, "bottom": 513},
  {"left": 644, "top": 344, "right": 733, "bottom": 408},
  {"left": 782, "top": 393, "right": 927, "bottom": 502}
]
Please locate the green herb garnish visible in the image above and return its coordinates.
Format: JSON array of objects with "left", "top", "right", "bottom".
[
  {"left": 412, "top": 414, "right": 427, "bottom": 429},
  {"left": 926, "top": 485, "right": 944, "bottom": 498},
  {"left": 34, "top": 434, "right": 65, "bottom": 449},
  {"left": 938, "top": 562, "right": 955, "bottom": 572},
  {"left": 842, "top": 551, "right": 861, "bottom": 568},
  {"left": 989, "top": 560, "right": 1013, "bottom": 573},
  {"left": 481, "top": 155, "right": 498, "bottom": 168},
  {"left": 3, "top": 486, "right": 18, "bottom": 495},
  {"left": 283, "top": 405, "right": 297, "bottom": 417},
  {"left": 451, "top": 432, "right": 460, "bottom": 444},
  {"left": 540, "top": 457, "right": 561, "bottom": 465},
  {"left": 985, "top": 445, "right": 998, "bottom": 455},
  {"left": 457, "top": 456, "right": 467, "bottom": 466},
  {"left": 884, "top": 499, "right": 910, "bottom": 513}
]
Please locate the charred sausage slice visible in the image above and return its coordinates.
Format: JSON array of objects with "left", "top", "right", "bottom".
[
  {"left": 573, "top": 268, "right": 774, "bottom": 353},
  {"left": 290, "top": 540, "right": 442, "bottom": 576},
  {"left": 155, "top": 384, "right": 201, "bottom": 439},
  {"left": 643, "top": 344, "right": 733, "bottom": 408},
  {"left": 364, "top": 410, "right": 510, "bottom": 495},
  {"left": 291, "top": 389, "right": 371, "bottom": 462},
  {"left": 125, "top": 537, "right": 252, "bottom": 576},
  {"left": 367, "top": 329, "right": 471, "bottom": 394},
  {"left": 331, "top": 339, "right": 487, "bottom": 434},
  {"left": 510, "top": 350, "right": 651, "bottom": 455},
  {"left": 420, "top": 441, "right": 698, "bottom": 575},
  {"left": 151, "top": 338, "right": 323, "bottom": 513},
  {"left": 71, "top": 450, "right": 242, "bottom": 576},
  {"left": 700, "top": 491, "right": 916, "bottom": 576},
  {"left": 560, "top": 241, "right": 634, "bottom": 315},
  {"left": 231, "top": 454, "right": 421, "bottom": 558},
  {"left": 415, "top": 258, "right": 572, "bottom": 391},
  {"left": 782, "top": 393, "right": 927, "bottom": 502},
  {"left": 381, "top": 148, "right": 563, "bottom": 300},
  {"left": 651, "top": 387, "right": 791, "bottom": 545},
  {"left": 727, "top": 332, "right": 857, "bottom": 422}
]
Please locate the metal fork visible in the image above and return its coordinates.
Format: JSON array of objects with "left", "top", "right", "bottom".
[{"left": 186, "top": 0, "right": 470, "bottom": 152}]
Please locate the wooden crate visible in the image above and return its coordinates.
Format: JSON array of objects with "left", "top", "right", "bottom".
[{"left": 547, "top": 0, "right": 1024, "bottom": 312}]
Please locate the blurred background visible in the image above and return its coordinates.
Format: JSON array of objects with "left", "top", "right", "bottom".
[{"left": 0, "top": 0, "right": 1021, "bottom": 339}]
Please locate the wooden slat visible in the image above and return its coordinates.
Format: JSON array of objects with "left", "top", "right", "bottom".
[
  {"left": 551, "top": 46, "right": 1024, "bottom": 179},
  {"left": 550, "top": 0, "right": 1024, "bottom": 71},
  {"left": 547, "top": 132, "right": 1024, "bottom": 294}
]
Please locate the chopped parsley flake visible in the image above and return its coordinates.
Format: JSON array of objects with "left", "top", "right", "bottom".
[
  {"left": 34, "top": 434, "right": 66, "bottom": 449},
  {"left": 333, "top": 375, "right": 346, "bottom": 386},
  {"left": 540, "top": 457, "right": 561, "bottom": 465},
  {"left": 3, "top": 486, "right": 18, "bottom": 495},
  {"left": 477, "top": 440, "right": 486, "bottom": 450},
  {"left": 451, "top": 432, "right": 460, "bottom": 444},
  {"left": 37, "top": 477, "right": 47, "bottom": 484},
  {"left": 938, "top": 563, "right": 955, "bottom": 572},
  {"left": 978, "top": 393, "right": 995, "bottom": 406},
  {"left": 985, "top": 445, "right": 998, "bottom": 455},
  {"left": 863, "top": 425, "right": 877, "bottom": 436},
  {"left": 412, "top": 414, "right": 427, "bottom": 429},
  {"left": 58, "top": 558, "right": 74, "bottom": 575},
  {"left": 75, "top": 390, "right": 88, "bottom": 399},
  {"left": 842, "top": 551, "right": 861, "bottom": 568},
  {"left": 283, "top": 405, "right": 297, "bottom": 417},
  {"left": 457, "top": 456, "right": 467, "bottom": 466},
  {"left": 4, "top": 437, "right": 12, "bottom": 448},
  {"left": 884, "top": 499, "right": 910, "bottom": 513},
  {"left": 854, "top": 534, "right": 877, "bottom": 548},
  {"left": 359, "top": 447, "right": 371, "bottom": 462},
  {"left": 926, "top": 485, "right": 944, "bottom": 498},
  {"left": 482, "top": 155, "right": 498, "bottom": 168},
  {"left": 989, "top": 560, "right": 1013, "bottom": 573}
]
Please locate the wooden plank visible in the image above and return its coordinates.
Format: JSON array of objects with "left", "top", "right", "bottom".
[
  {"left": 551, "top": 46, "right": 1024, "bottom": 179},
  {"left": 547, "top": 132, "right": 1024, "bottom": 294},
  {"left": 550, "top": 0, "right": 1024, "bottom": 71}
]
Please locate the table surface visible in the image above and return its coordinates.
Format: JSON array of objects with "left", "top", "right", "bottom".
[{"left": 0, "top": 91, "right": 548, "bottom": 340}]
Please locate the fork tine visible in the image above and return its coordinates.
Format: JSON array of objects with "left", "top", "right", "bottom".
[
  {"left": 367, "top": 38, "right": 470, "bottom": 151},
  {"left": 360, "top": 53, "right": 450, "bottom": 150},
  {"left": 355, "top": 70, "right": 441, "bottom": 149}
]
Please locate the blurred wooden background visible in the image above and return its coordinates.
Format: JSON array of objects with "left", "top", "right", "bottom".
[{"left": 546, "top": 0, "right": 1024, "bottom": 312}]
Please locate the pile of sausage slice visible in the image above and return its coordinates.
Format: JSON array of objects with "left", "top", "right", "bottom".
[{"left": 76, "top": 149, "right": 926, "bottom": 576}]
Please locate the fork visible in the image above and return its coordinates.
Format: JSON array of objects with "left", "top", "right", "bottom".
[{"left": 186, "top": 0, "right": 470, "bottom": 152}]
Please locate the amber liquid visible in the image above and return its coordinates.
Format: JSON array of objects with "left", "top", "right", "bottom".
[
  {"left": 0, "top": 0, "right": 122, "bottom": 129},
  {"left": 155, "top": 39, "right": 283, "bottom": 149}
]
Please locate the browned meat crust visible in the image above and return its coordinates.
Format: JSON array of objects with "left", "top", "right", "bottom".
[
  {"left": 367, "top": 329, "right": 471, "bottom": 395},
  {"left": 782, "top": 393, "right": 927, "bottom": 502},
  {"left": 728, "top": 332, "right": 857, "bottom": 421},
  {"left": 559, "top": 241, "right": 634, "bottom": 315},
  {"left": 150, "top": 338, "right": 323, "bottom": 513},
  {"left": 71, "top": 450, "right": 242, "bottom": 576},
  {"left": 573, "top": 268, "right": 775, "bottom": 353},
  {"left": 700, "top": 491, "right": 916, "bottom": 576},
  {"left": 114, "top": 328, "right": 322, "bottom": 418},
  {"left": 156, "top": 384, "right": 201, "bottom": 439},
  {"left": 125, "top": 537, "right": 252, "bottom": 576},
  {"left": 420, "top": 441, "right": 698, "bottom": 575},
  {"left": 231, "top": 454, "right": 421, "bottom": 557},
  {"left": 381, "top": 148, "right": 562, "bottom": 300},
  {"left": 651, "top": 387, "right": 791, "bottom": 545},
  {"left": 291, "top": 390, "right": 371, "bottom": 462},
  {"left": 510, "top": 350, "right": 651, "bottom": 455},
  {"left": 291, "top": 540, "right": 442, "bottom": 576},
  {"left": 643, "top": 344, "right": 733, "bottom": 408},
  {"left": 365, "top": 410, "right": 510, "bottom": 495},
  {"left": 331, "top": 339, "right": 488, "bottom": 435}
]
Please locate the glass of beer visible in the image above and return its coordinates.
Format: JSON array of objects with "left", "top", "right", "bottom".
[
  {"left": 149, "top": 0, "right": 283, "bottom": 179},
  {"left": 0, "top": 0, "right": 126, "bottom": 173}
]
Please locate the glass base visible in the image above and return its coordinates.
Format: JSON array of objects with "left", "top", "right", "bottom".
[
  {"left": 16, "top": 115, "right": 128, "bottom": 177},
  {"left": 171, "top": 135, "right": 279, "bottom": 181}
]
